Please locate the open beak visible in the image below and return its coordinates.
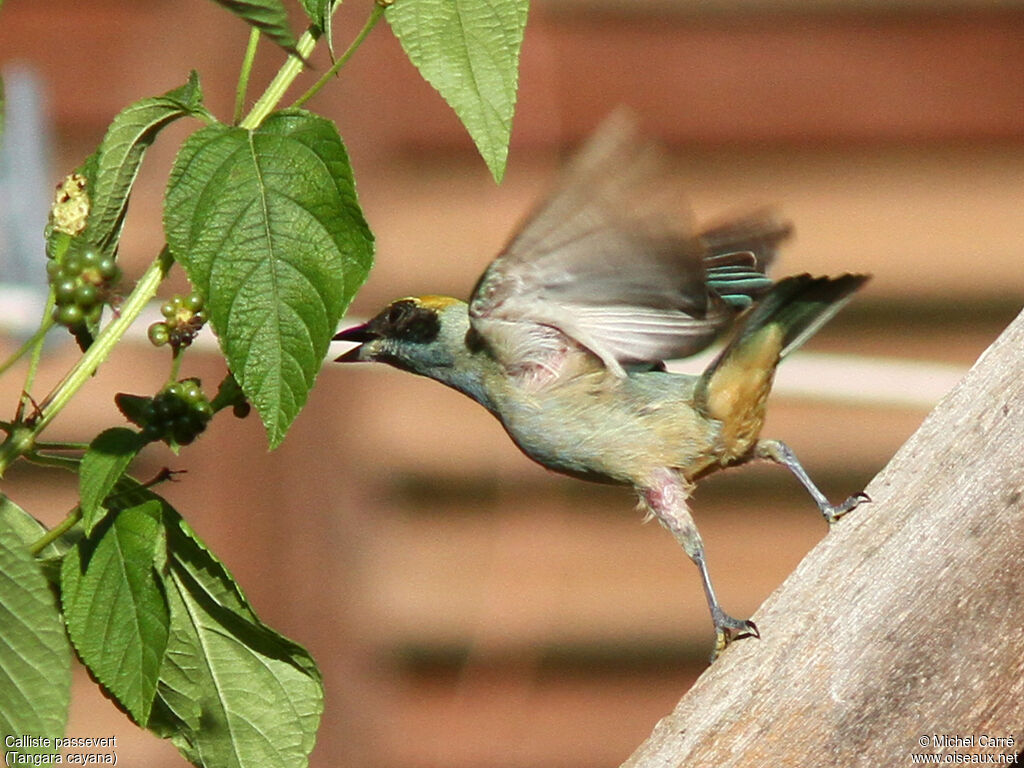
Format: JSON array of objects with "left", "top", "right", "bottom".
[{"left": 333, "top": 324, "right": 373, "bottom": 362}]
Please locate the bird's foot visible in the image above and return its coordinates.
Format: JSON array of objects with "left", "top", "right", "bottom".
[
  {"left": 821, "top": 491, "right": 871, "bottom": 526},
  {"left": 710, "top": 609, "right": 759, "bottom": 662}
]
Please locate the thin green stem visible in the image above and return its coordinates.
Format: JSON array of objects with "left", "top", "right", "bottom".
[
  {"left": 29, "top": 506, "right": 81, "bottom": 556},
  {"left": 33, "top": 247, "right": 174, "bottom": 435},
  {"left": 34, "top": 439, "right": 90, "bottom": 452},
  {"left": 234, "top": 27, "right": 262, "bottom": 124},
  {"left": 0, "top": 315, "right": 53, "bottom": 379},
  {"left": 292, "top": 3, "right": 386, "bottom": 109},
  {"left": 168, "top": 348, "right": 184, "bottom": 384},
  {"left": 23, "top": 306, "right": 54, "bottom": 396},
  {"left": 24, "top": 451, "right": 80, "bottom": 472},
  {"left": 241, "top": 26, "right": 321, "bottom": 130}
]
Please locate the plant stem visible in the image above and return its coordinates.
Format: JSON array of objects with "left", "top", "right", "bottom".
[
  {"left": 0, "top": 314, "right": 53, "bottom": 379},
  {"left": 23, "top": 294, "right": 57, "bottom": 397},
  {"left": 168, "top": 347, "right": 184, "bottom": 384},
  {"left": 33, "top": 247, "right": 174, "bottom": 435},
  {"left": 24, "top": 451, "right": 80, "bottom": 472},
  {"left": 234, "top": 27, "right": 262, "bottom": 124},
  {"left": 292, "top": 3, "right": 386, "bottom": 109},
  {"left": 241, "top": 26, "right": 321, "bottom": 130},
  {"left": 29, "top": 506, "right": 81, "bottom": 556}
]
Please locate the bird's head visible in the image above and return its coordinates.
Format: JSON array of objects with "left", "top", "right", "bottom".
[{"left": 335, "top": 295, "right": 498, "bottom": 406}]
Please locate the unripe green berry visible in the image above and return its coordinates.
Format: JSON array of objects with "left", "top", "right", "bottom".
[
  {"left": 54, "top": 279, "right": 78, "bottom": 303},
  {"left": 74, "top": 282, "right": 98, "bottom": 307},
  {"left": 79, "top": 246, "right": 100, "bottom": 267},
  {"left": 97, "top": 257, "right": 118, "bottom": 281},
  {"left": 161, "top": 301, "right": 177, "bottom": 320},
  {"left": 148, "top": 322, "right": 170, "bottom": 346},
  {"left": 56, "top": 304, "right": 83, "bottom": 327},
  {"left": 63, "top": 253, "right": 82, "bottom": 276},
  {"left": 182, "top": 382, "right": 202, "bottom": 403},
  {"left": 184, "top": 293, "right": 204, "bottom": 313}
]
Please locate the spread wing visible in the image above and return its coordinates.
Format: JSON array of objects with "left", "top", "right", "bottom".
[{"left": 468, "top": 111, "right": 734, "bottom": 379}]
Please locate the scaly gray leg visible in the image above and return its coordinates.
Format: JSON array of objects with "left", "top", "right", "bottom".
[
  {"left": 641, "top": 470, "right": 759, "bottom": 660},
  {"left": 755, "top": 439, "right": 870, "bottom": 525}
]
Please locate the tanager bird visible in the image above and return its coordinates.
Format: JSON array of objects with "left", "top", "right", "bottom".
[{"left": 335, "top": 115, "right": 869, "bottom": 657}]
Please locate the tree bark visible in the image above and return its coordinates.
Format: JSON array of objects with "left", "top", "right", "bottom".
[{"left": 621, "top": 307, "right": 1024, "bottom": 767}]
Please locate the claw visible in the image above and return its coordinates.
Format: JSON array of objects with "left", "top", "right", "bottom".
[
  {"left": 710, "top": 610, "right": 759, "bottom": 661},
  {"left": 822, "top": 490, "right": 871, "bottom": 525}
]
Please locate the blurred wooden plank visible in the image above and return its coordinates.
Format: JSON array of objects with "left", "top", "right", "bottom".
[
  {"left": 352, "top": 147, "right": 1024, "bottom": 309},
  {"left": 346, "top": 9, "right": 1024, "bottom": 153},
  {"left": 359, "top": 500, "right": 851, "bottom": 651},
  {"left": 541, "top": 0, "right": 1024, "bottom": 13}
]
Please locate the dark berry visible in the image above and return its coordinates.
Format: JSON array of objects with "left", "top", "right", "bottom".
[{"left": 97, "top": 257, "right": 118, "bottom": 281}]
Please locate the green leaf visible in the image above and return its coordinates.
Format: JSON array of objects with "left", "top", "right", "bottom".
[
  {"left": 84, "top": 71, "right": 206, "bottom": 254},
  {"left": 61, "top": 501, "right": 170, "bottom": 726},
  {"left": 210, "top": 0, "right": 301, "bottom": 56},
  {"left": 299, "top": 0, "right": 334, "bottom": 56},
  {"left": 0, "top": 496, "right": 71, "bottom": 750},
  {"left": 79, "top": 428, "right": 145, "bottom": 535},
  {"left": 386, "top": 0, "right": 528, "bottom": 182},
  {"left": 164, "top": 109, "right": 374, "bottom": 448},
  {"left": 152, "top": 508, "right": 323, "bottom": 767}
]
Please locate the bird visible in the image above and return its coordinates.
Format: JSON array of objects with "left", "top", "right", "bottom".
[{"left": 334, "top": 113, "right": 869, "bottom": 658}]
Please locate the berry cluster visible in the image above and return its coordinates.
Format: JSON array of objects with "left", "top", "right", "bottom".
[
  {"left": 46, "top": 241, "right": 121, "bottom": 329},
  {"left": 143, "top": 379, "right": 213, "bottom": 446},
  {"left": 148, "top": 293, "right": 206, "bottom": 350},
  {"left": 117, "top": 379, "right": 213, "bottom": 447}
]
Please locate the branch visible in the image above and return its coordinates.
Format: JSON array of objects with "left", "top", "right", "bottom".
[{"left": 622, "top": 306, "right": 1024, "bottom": 766}]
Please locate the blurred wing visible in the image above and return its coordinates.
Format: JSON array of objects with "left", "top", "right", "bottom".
[
  {"left": 700, "top": 209, "right": 792, "bottom": 310},
  {"left": 469, "top": 111, "right": 728, "bottom": 377}
]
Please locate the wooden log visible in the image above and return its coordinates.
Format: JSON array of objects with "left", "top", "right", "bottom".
[{"left": 621, "top": 307, "right": 1024, "bottom": 766}]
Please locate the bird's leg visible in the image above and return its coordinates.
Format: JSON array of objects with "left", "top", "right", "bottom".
[
  {"left": 755, "top": 439, "right": 870, "bottom": 525},
  {"left": 641, "top": 470, "right": 759, "bottom": 660}
]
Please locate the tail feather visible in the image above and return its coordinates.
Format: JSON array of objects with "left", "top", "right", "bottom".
[
  {"left": 723, "top": 273, "right": 868, "bottom": 364},
  {"left": 695, "top": 274, "right": 869, "bottom": 444}
]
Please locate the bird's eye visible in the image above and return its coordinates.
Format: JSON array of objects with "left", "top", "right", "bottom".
[
  {"left": 379, "top": 300, "right": 440, "bottom": 343},
  {"left": 386, "top": 301, "right": 413, "bottom": 325}
]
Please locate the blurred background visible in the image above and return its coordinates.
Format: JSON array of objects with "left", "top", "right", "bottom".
[{"left": 1, "top": 0, "right": 1023, "bottom": 766}]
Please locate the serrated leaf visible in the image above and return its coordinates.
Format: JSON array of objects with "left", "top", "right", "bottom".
[
  {"left": 83, "top": 71, "right": 206, "bottom": 255},
  {"left": 164, "top": 109, "right": 374, "bottom": 448},
  {"left": 211, "top": 0, "right": 301, "bottom": 56},
  {"left": 386, "top": 0, "right": 528, "bottom": 182},
  {"left": 0, "top": 496, "right": 71, "bottom": 749},
  {"left": 61, "top": 501, "right": 169, "bottom": 726},
  {"left": 152, "top": 507, "right": 322, "bottom": 768},
  {"left": 79, "top": 428, "right": 145, "bottom": 535}
]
